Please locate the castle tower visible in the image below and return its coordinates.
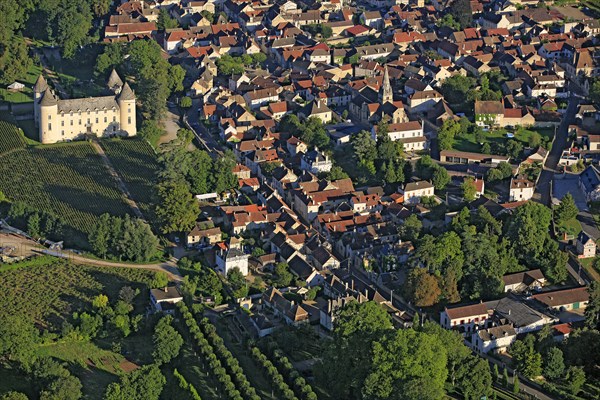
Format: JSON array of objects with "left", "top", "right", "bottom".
[
  {"left": 379, "top": 65, "right": 393, "bottom": 104},
  {"left": 39, "top": 88, "right": 58, "bottom": 144},
  {"left": 107, "top": 69, "right": 123, "bottom": 94},
  {"left": 117, "top": 82, "right": 136, "bottom": 137},
  {"left": 33, "top": 75, "right": 49, "bottom": 124}
]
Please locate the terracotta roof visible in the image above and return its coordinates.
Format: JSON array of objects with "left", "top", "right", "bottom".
[
  {"left": 532, "top": 287, "right": 589, "bottom": 307},
  {"left": 444, "top": 303, "right": 488, "bottom": 320}
]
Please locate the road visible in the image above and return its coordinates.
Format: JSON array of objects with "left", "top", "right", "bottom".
[
  {"left": 535, "top": 96, "right": 579, "bottom": 206},
  {"left": 185, "top": 98, "right": 224, "bottom": 158}
]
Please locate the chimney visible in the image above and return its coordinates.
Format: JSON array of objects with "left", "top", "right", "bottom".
[
  {"left": 164, "top": 287, "right": 168, "bottom": 293},
  {"left": 508, "top": 309, "right": 511, "bottom": 316}
]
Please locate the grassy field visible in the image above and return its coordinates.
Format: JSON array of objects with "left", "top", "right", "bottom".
[
  {"left": 0, "top": 64, "right": 43, "bottom": 104},
  {"left": 101, "top": 138, "right": 160, "bottom": 219},
  {"left": 578, "top": 257, "right": 600, "bottom": 282},
  {"left": 453, "top": 127, "right": 555, "bottom": 154},
  {"left": 0, "top": 141, "right": 132, "bottom": 247}
]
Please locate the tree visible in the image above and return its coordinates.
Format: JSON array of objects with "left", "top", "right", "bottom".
[
  {"left": 565, "top": 366, "right": 586, "bottom": 395},
  {"left": 437, "top": 14, "right": 460, "bottom": 30},
  {"left": 155, "top": 179, "right": 200, "bottom": 234},
  {"left": 180, "top": 96, "right": 192, "bottom": 109},
  {"left": 449, "top": 0, "right": 472, "bottom": 28},
  {"left": 153, "top": 315, "right": 184, "bottom": 365},
  {"left": 507, "top": 202, "right": 552, "bottom": 261},
  {"left": 502, "top": 367, "right": 509, "bottom": 387},
  {"left": 273, "top": 262, "right": 293, "bottom": 287},
  {"left": 492, "top": 364, "right": 499, "bottom": 383},
  {"left": 543, "top": 347, "right": 565, "bottom": 380},
  {"left": 432, "top": 167, "right": 450, "bottom": 190},
  {"left": 139, "top": 120, "right": 165, "bottom": 148},
  {"left": 0, "top": 315, "right": 38, "bottom": 366},
  {"left": 56, "top": 2, "right": 93, "bottom": 59},
  {"left": 321, "top": 25, "right": 333, "bottom": 38},
  {"left": 95, "top": 43, "right": 124, "bottom": 76},
  {"left": 40, "top": 375, "right": 82, "bottom": 400},
  {"left": 406, "top": 268, "right": 441, "bottom": 307},
  {"left": 512, "top": 374, "right": 519, "bottom": 394},
  {"left": 456, "top": 356, "right": 492, "bottom": 400},
  {"left": 157, "top": 8, "right": 178, "bottom": 30},
  {"left": 104, "top": 364, "right": 166, "bottom": 400},
  {"left": 362, "top": 329, "right": 448, "bottom": 400},
  {"left": 92, "top": 294, "right": 109, "bottom": 309},
  {"left": 438, "top": 119, "right": 461, "bottom": 151},
  {"left": 441, "top": 75, "right": 476, "bottom": 105},
  {"left": 506, "top": 140, "right": 523, "bottom": 159},
  {"left": 27, "top": 212, "right": 41, "bottom": 238},
  {"left": 461, "top": 177, "right": 478, "bottom": 202},
  {"left": 89, "top": 213, "right": 114, "bottom": 258},
  {"left": 227, "top": 267, "right": 245, "bottom": 288},
  {"left": 1, "top": 393, "right": 28, "bottom": 400},
  {"left": 529, "top": 132, "right": 542, "bottom": 148},
  {"left": 585, "top": 281, "right": 600, "bottom": 329},
  {"left": 327, "top": 165, "right": 349, "bottom": 181},
  {"left": 555, "top": 193, "right": 579, "bottom": 225},
  {"left": 177, "top": 128, "right": 194, "bottom": 147},
  {"left": 398, "top": 214, "right": 422, "bottom": 242}
]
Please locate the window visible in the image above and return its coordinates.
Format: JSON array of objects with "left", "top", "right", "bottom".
[
  {"left": 104, "top": 117, "right": 107, "bottom": 123},
  {"left": 79, "top": 120, "right": 82, "bottom": 125},
  {"left": 61, "top": 121, "right": 64, "bottom": 127},
  {"left": 70, "top": 120, "right": 73, "bottom": 126},
  {"left": 61, "top": 130, "right": 64, "bottom": 136},
  {"left": 128, "top": 107, "right": 131, "bottom": 114},
  {"left": 128, "top": 117, "right": 131, "bottom": 124},
  {"left": 95, "top": 118, "right": 99, "bottom": 123},
  {"left": 113, "top": 116, "right": 116, "bottom": 122},
  {"left": 87, "top": 118, "right": 90, "bottom": 124},
  {"left": 48, "top": 115, "right": 51, "bottom": 120}
]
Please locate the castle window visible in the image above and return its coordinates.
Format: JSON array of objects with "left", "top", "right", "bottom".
[
  {"left": 104, "top": 117, "right": 107, "bottom": 123},
  {"left": 128, "top": 117, "right": 131, "bottom": 124},
  {"left": 79, "top": 120, "right": 81, "bottom": 125},
  {"left": 48, "top": 115, "right": 51, "bottom": 120},
  {"left": 61, "top": 130, "right": 64, "bottom": 136},
  {"left": 70, "top": 120, "right": 73, "bottom": 126},
  {"left": 61, "top": 121, "right": 64, "bottom": 127},
  {"left": 87, "top": 118, "right": 90, "bottom": 124},
  {"left": 48, "top": 123, "right": 51, "bottom": 130},
  {"left": 113, "top": 116, "right": 116, "bottom": 122},
  {"left": 96, "top": 118, "right": 99, "bottom": 123},
  {"left": 70, "top": 112, "right": 73, "bottom": 116}
]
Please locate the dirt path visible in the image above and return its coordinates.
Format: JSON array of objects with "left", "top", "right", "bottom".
[
  {"left": 1, "top": 231, "right": 182, "bottom": 281},
  {"left": 91, "top": 140, "right": 146, "bottom": 221}
]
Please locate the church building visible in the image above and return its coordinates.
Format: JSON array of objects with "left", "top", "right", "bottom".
[{"left": 33, "top": 70, "right": 137, "bottom": 144}]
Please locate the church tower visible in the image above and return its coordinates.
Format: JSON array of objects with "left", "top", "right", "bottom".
[
  {"left": 117, "top": 82, "right": 137, "bottom": 137},
  {"left": 379, "top": 66, "right": 393, "bottom": 104}
]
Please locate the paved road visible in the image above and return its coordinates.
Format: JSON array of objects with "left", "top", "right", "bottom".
[
  {"left": 186, "top": 99, "right": 224, "bottom": 158},
  {"left": 535, "top": 97, "right": 579, "bottom": 206}
]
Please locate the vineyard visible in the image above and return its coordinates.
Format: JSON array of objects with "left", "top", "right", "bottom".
[
  {"left": 101, "top": 138, "right": 159, "bottom": 218},
  {"left": 0, "top": 142, "right": 132, "bottom": 246},
  {"left": 0, "top": 120, "right": 26, "bottom": 155}
]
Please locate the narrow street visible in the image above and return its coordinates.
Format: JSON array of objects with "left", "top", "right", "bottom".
[
  {"left": 185, "top": 98, "right": 225, "bottom": 158},
  {"left": 535, "top": 95, "right": 580, "bottom": 206}
]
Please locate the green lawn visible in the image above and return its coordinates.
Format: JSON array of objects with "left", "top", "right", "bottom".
[
  {"left": 578, "top": 257, "right": 600, "bottom": 282},
  {"left": 557, "top": 217, "right": 582, "bottom": 237},
  {"left": 0, "top": 64, "right": 44, "bottom": 104},
  {"left": 453, "top": 127, "right": 555, "bottom": 154}
]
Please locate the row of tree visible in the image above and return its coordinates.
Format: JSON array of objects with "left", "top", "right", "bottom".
[
  {"left": 177, "top": 302, "right": 261, "bottom": 400},
  {"left": 250, "top": 347, "right": 299, "bottom": 400},
  {"left": 269, "top": 348, "right": 318, "bottom": 400}
]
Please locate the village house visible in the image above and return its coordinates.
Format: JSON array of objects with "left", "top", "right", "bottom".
[
  {"left": 399, "top": 181, "right": 434, "bottom": 204},
  {"left": 576, "top": 231, "right": 596, "bottom": 258},
  {"left": 150, "top": 286, "right": 184, "bottom": 314},
  {"left": 509, "top": 176, "right": 535, "bottom": 202},
  {"left": 502, "top": 269, "right": 545, "bottom": 293},
  {"left": 532, "top": 287, "right": 590, "bottom": 312}
]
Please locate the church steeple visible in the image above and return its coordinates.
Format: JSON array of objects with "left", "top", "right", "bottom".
[{"left": 379, "top": 66, "right": 393, "bottom": 103}]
